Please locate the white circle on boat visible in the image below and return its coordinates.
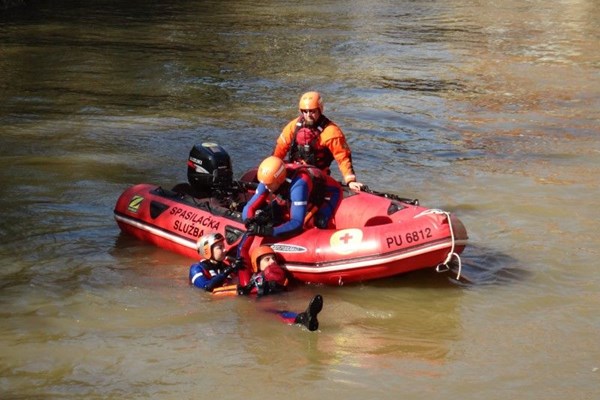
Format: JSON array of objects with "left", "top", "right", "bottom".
[{"left": 330, "top": 228, "right": 364, "bottom": 255}]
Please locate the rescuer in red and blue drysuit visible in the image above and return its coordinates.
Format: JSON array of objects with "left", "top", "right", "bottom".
[{"left": 242, "top": 156, "right": 342, "bottom": 237}]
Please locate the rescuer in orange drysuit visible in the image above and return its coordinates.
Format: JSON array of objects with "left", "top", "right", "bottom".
[{"left": 272, "top": 91, "right": 365, "bottom": 192}]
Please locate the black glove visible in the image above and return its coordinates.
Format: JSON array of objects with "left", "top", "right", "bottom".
[
  {"left": 254, "top": 210, "right": 272, "bottom": 226},
  {"left": 245, "top": 210, "right": 272, "bottom": 228},
  {"left": 232, "top": 258, "right": 246, "bottom": 271},
  {"left": 237, "top": 283, "right": 251, "bottom": 296},
  {"left": 236, "top": 273, "right": 270, "bottom": 296},
  {"left": 245, "top": 221, "right": 274, "bottom": 237},
  {"left": 222, "top": 266, "right": 236, "bottom": 277},
  {"left": 253, "top": 273, "right": 270, "bottom": 297}
]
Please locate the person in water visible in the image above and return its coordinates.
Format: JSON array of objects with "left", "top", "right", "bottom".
[
  {"left": 237, "top": 244, "right": 289, "bottom": 296},
  {"left": 189, "top": 233, "right": 323, "bottom": 331},
  {"left": 188, "top": 232, "right": 242, "bottom": 292},
  {"left": 242, "top": 156, "right": 342, "bottom": 237},
  {"left": 273, "top": 91, "right": 365, "bottom": 191},
  {"left": 237, "top": 245, "right": 323, "bottom": 331}
]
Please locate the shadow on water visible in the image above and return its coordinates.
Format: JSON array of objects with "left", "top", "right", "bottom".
[
  {"left": 349, "top": 243, "right": 531, "bottom": 290},
  {"left": 448, "top": 244, "right": 532, "bottom": 286}
]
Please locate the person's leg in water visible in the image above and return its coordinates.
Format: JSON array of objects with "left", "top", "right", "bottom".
[{"left": 278, "top": 294, "right": 323, "bottom": 331}]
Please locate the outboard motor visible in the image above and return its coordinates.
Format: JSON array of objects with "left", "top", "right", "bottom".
[{"left": 187, "top": 142, "right": 233, "bottom": 196}]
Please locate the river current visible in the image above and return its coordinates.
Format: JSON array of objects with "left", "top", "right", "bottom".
[{"left": 1, "top": 1, "right": 599, "bottom": 399}]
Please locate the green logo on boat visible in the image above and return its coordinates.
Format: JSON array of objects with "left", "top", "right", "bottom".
[{"left": 128, "top": 195, "right": 144, "bottom": 213}]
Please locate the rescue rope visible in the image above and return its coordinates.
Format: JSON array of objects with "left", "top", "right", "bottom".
[{"left": 419, "top": 209, "right": 462, "bottom": 281}]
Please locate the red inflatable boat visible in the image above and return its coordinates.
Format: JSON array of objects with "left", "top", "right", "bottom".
[{"left": 113, "top": 143, "right": 468, "bottom": 285}]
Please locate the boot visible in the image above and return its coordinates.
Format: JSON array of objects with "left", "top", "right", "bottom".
[{"left": 294, "top": 294, "right": 323, "bottom": 331}]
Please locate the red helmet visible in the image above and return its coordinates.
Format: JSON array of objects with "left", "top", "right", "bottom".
[
  {"left": 298, "top": 91, "right": 323, "bottom": 113},
  {"left": 196, "top": 232, "right": 225, "bottom": 260},
  {"left": 250, "top": 245, "right": 276, "bottom": 272},
  {"left": 257, "top": 156, "right": 287, "bottom": 187}
]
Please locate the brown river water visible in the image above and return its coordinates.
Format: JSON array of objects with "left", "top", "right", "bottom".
[{"left": 1, "top": 0, "right": 599, "bottom": 399}]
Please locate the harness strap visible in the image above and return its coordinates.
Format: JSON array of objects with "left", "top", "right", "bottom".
[
  {"left": 303, "top": 204, "right": 319, "bottom": 226},
  {"left": 290, "top": 116, "right": 331, "bottom": 165}
]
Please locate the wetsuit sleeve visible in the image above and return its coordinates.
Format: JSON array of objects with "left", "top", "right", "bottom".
[
  {"left": 273, "top": 118, "right": 299, "bottom": 159},
  {"left": 204, "top": 271, "right": 230, "bottom": 292},
  {"left": 272, "top": 177, "right": 308, "bottom": 237},
  {"left": 242, "top": 183, "right": 270, "bottom": 220},
  {"left": 189, "top": 261, "right": 234, "bottom": 292},
  {"left": 321, "top": 124, "right": 357, "bottom": 184}
]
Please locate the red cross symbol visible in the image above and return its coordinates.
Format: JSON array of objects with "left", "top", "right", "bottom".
[{"left": 339, "top": 232, "right": 353, "bottom": 244}]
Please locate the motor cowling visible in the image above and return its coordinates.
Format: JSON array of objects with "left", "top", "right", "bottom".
[{"left": 187, "top": 143, "right": 233, "bottom": 195}]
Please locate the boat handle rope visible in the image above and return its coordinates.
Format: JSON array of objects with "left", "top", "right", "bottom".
[{"left": 419, "top": 209, "right": 463, "bottom": 281}]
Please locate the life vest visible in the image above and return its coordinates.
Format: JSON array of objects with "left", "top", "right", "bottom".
[
  {"left": 239, "top": 265, "right": 289, "bottom": 296},
  {"left": 289, "top": 115, "right": 334, "bottom": 170},
  {"left": 263, "top": 163, "right": 340, "bottom": 230},
  {"left": 189, "top": 260, "right": 231, "bottom": 286},
  {"left": 284, "top": 163, "right": 328, "bottom": 208}
]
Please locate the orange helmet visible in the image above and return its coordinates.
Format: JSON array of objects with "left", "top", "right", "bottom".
[
  {"left": 196, "top": 232, "right": 225, "bottom": 260},
  {"left": 250, "top": 245, "right": 277, "bottom": 272},
  {"left": 298, "top": 91, "right": 323, "bottom": 113},
  {"left": 257, "top": 156, "right": 287, "bottom": 187}
]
